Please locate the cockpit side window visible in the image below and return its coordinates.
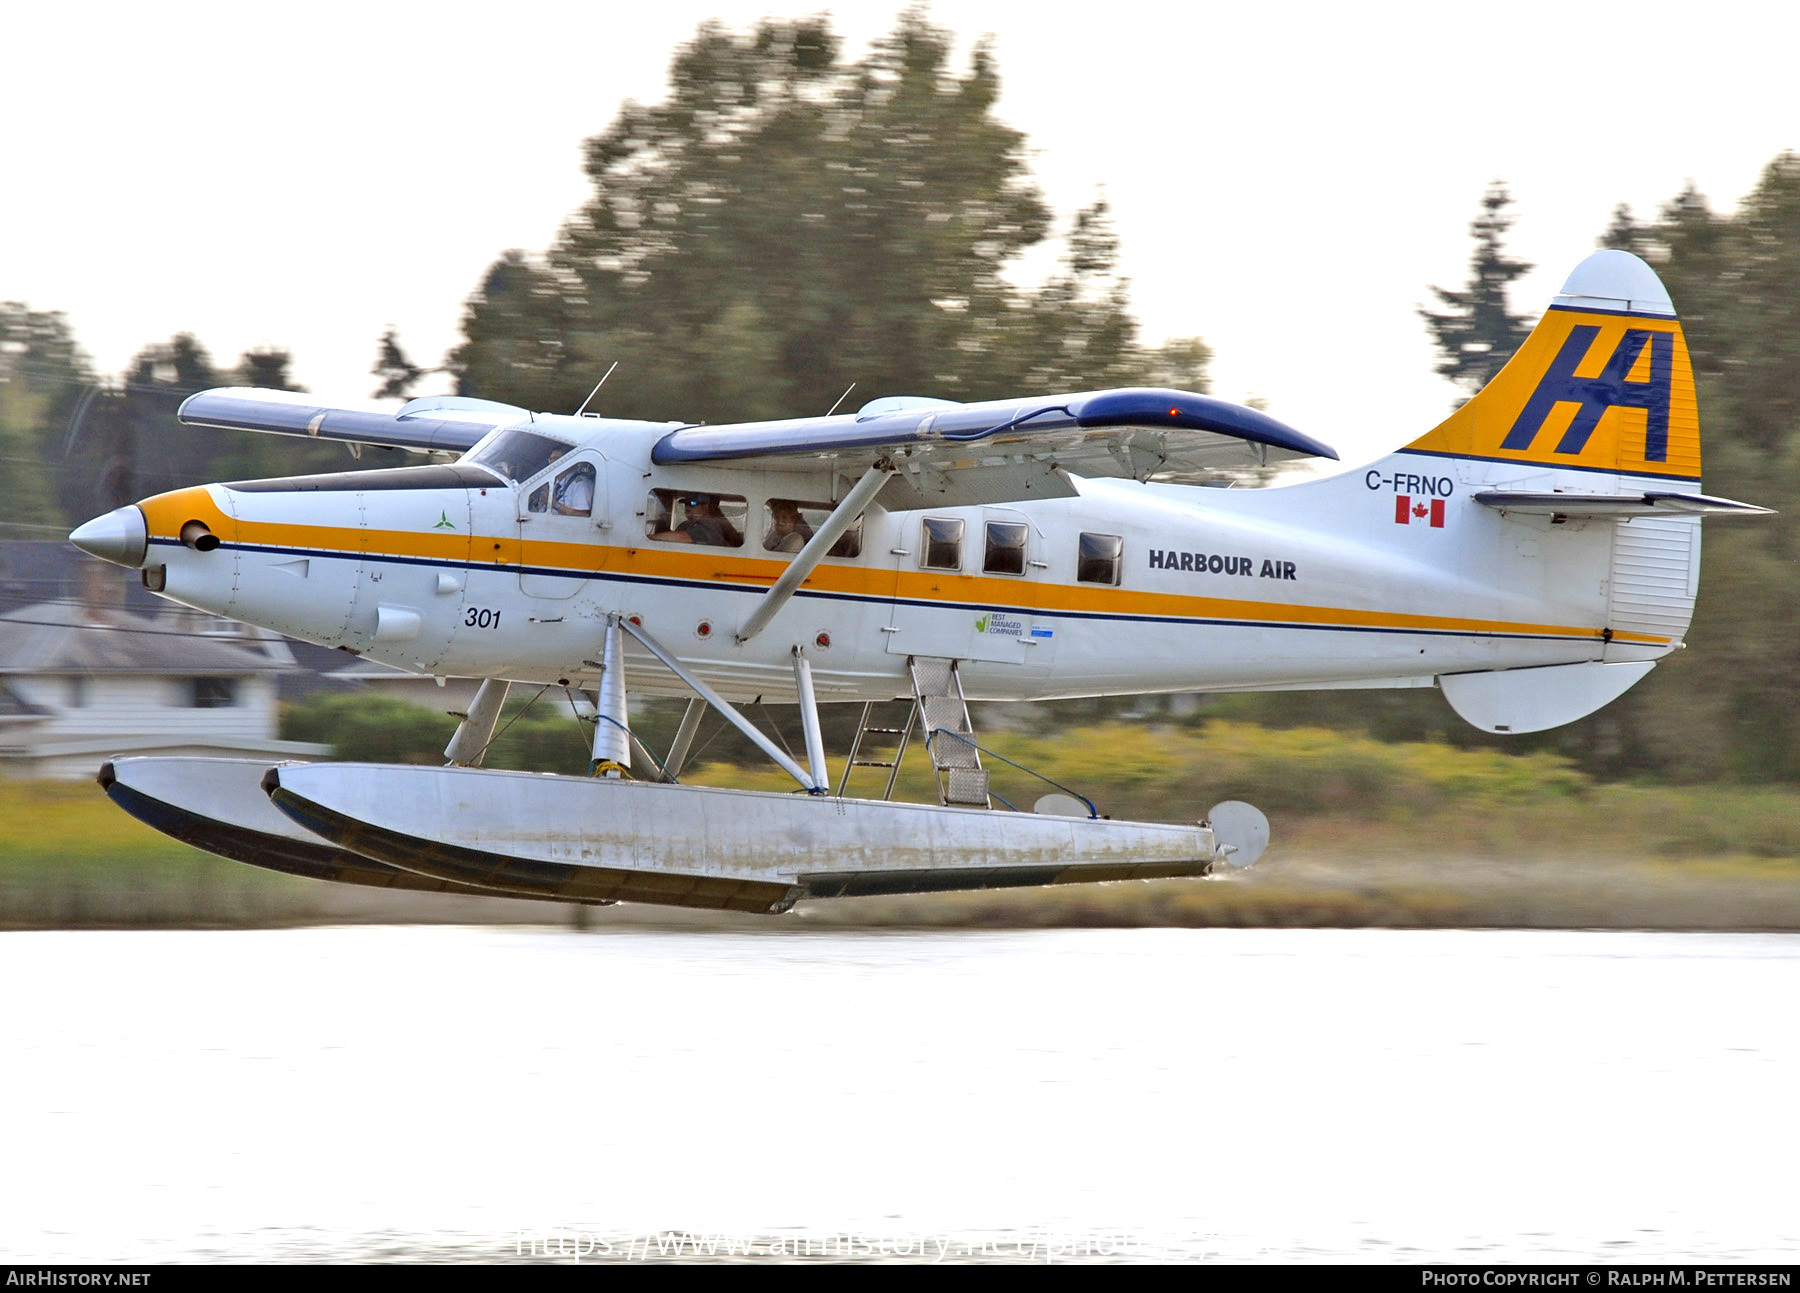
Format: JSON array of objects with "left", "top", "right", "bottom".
[
  {"left": 464, "top": 429, "right": 574, "bottom": 484},
  {"left": 551, "top": 463, "right": 595, "bottom": 517}
]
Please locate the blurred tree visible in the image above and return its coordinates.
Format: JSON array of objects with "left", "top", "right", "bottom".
[
  {"left": 238, "top": 346, "right": 299, "bottom": 392},
  {"left": 453, "top": 251, "right": 575, "bottom": 408},
  {"left": 1598, "top": 202, "right": 1651, "bottom": 258},
  {"left": 1420, "top": 183, "right": 1535, "bottom": 400},
  {"left": 79, "top": 333, "right": 397, "bottom": 514},
  {"left": 371, "top": 328, "right": 425, "bottom": 400},
  {"left": 213, "top": 346, "right": 315, "bottom": 483},
  {"left": 451, "top": 12, "right": 1207, "bottom": 420},
  {"left": 0, "top": 303, "right": 92, "bottom": 534},
  {"left": 1476, "top": 165, "right": 1800, "bottom": 782},
  {"left": 1641, "top": 155, "right": 1800, "bottom": 780},
  {"left": 130, "top": 332, "right": 219, "bottom": 393},
  {"left": 75, "top": 333, "right": 227, "bottom": 515},
  {"left": 981, "top": 198, "right": 1203, "bottom": 393},
  {"left": 1529, "top": 163, "right": 1800, "bottom": 781}
]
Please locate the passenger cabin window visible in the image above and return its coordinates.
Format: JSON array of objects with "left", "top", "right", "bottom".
[
  {"left": 1078, "top": 532, "right": 1123, "bottom": 586},
  {"left": 763, "top": 500, "right": 863, "bottom": 559},
  {"left": 921, "top": 517, "right": 964, "bottom": 570},
  {"left": 983, "top": 521, "right": 1029, "bottom": 576},
  {"left": 646, "top": 489, "right": 746, "bottom": 548},
  {"left": 464, "top": 429, "right": 574, "bottom": 484}
]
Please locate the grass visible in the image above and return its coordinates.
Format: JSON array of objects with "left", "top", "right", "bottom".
[
  {"left": 3, "top": 722, "right": 1796, "bottom": 929},
  {"left": 0, "top": 778, "right": 365, "bottom": 927},
  {"left": 695, "top": 719, "right": 1800, "bottom": 862}
]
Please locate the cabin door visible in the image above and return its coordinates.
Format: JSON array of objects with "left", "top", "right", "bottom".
[
  {"left": 515, "top": 450, "right": 607, "bottom": 599},
  {"left": 883, "top": 508, "right": 1056, "bottom": 678}
]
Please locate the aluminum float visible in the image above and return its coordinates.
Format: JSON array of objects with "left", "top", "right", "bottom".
[
  {"left": 98, "top": 757, "right": 617, "bottom": 905},
  {"left": 262, "top": 763, "right": 1234, "bottom": 915}
]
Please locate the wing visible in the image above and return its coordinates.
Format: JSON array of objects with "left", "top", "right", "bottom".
[
  {"left": 651, "top": 387, "right": 1337, "bottom": 509},
  {"left": 178, "top": 388, "right": 529, "bottom": 456}
]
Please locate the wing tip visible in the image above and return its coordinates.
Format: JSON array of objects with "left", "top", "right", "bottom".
[{"left": 1073, "top": 388, "right": 1338, "bottom": 460}]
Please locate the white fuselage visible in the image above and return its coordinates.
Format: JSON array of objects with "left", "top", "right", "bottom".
[{"left": 133, "top": 413, "right": 1691, "bottom": 705}]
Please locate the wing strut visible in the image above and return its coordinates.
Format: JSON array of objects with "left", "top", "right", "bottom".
[
  {"left": 591, "top": 616, "right": 631, "bottom": 777},
  {"left": 792, "top": 647, "right": 829, "bottom": 790},
  {"left": 444, "top": 679, "right": 510, "bottom": 766},
  {"left": 616, "top": 617, "right": 820, "bottom": 793},
  {"left": 735, "top": 461, "right": 895, "bottom": 645},
  {"left": 662, "top": 699, "right": 706, "bottom": 782}
]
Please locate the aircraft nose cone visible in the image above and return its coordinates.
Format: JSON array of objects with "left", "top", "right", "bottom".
[{"left": 70, "top": 506, "right": 149, "bottom": 569}]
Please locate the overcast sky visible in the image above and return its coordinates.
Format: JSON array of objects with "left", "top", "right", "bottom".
[{"left": 5, "top": 0, "right": 1794, "bottom": 464}]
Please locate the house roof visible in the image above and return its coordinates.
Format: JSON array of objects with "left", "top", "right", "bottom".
[
  {"left": 0, "top": 599, "right": 301, "bottom": 676},
  {"left": 2, "top": 541, "right": 366, "bottom": 695},
  {"left": 0, "top": 541, "right": 166, "bottom": 618}
]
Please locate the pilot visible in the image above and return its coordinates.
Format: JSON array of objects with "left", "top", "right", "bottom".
[
  {"left": 657, "top": 494, "right": 739, "bottom": 547},
  {"left": 764, "top": 501, "right": 813, "bottom": 554},
  {"left": 553, "top": 463, "right": 594, "bottom": 516}
]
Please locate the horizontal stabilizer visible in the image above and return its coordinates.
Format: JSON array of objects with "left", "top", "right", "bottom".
[
  {"left": 1474, "top": 490, "right": 1772, "bottom": 518},
  {"left": 179, "top": 387, "right": 523, "bottom": 455}
]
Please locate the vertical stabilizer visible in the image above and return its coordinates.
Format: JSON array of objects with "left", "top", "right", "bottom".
[
  {"left": 1392, "top": 251, "right": 1714, "bottom": 732},
  {"left": 1404, "top": 250, "right": 1700, "bottom": 484}
]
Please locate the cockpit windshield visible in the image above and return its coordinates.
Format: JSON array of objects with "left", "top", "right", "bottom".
[{"left": 463, "top": 429, "right": 575, "bottom": 484}]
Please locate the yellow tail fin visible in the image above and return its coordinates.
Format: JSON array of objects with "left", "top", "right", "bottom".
[{"left": 1405, "top": 250, "right": 1699, "bottom": 482}]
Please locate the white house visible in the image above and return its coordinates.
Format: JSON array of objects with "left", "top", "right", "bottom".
[{"left": 0, "top": 586, "right": 331, "bottom": 780}]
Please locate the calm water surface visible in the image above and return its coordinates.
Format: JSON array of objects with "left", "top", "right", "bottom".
[{"left": 3, "top": 925, "right": 1795, "bottom": 1263}]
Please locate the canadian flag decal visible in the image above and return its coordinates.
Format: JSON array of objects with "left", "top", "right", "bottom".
[{"left": 1394, "top": 496, "right": 1445, "bottom": 528}]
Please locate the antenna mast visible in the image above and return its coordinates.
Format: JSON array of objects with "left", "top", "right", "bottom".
[
  {"left": 574, "top": 362, "right": 620, "bottom": 417},
  {"left": 824, "top": 382, "right": 857, "bottom": 417}
]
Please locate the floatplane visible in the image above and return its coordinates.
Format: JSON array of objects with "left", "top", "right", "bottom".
[{"left": 72, "top": 251, "right": 1766, "bottom": 913}]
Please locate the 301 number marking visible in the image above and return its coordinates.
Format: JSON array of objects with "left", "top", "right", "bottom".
[{"left": 464, "top": 607, "right": 502, "bottom": 629}]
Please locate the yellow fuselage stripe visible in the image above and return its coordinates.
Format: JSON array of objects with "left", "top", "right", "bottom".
[{"left": 144, "top": 489, "right": 1664, "bottom": 646}]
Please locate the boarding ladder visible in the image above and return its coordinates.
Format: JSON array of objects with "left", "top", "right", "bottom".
[
  {"left": 837, "top": 657, "right": 990, "bottom": 808},
  {"left": 836, "top": 702, "right": 916, "bottom": 800},
  {"left": 911, "top": 657, "right": 990, "bottom": 808}
]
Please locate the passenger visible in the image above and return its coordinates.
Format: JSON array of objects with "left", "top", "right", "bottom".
[
  {"left": 657, "top": 495, "right": 739, "bottom": 547},
  {"left": 764, "top": 501, "right": 813, "bottom": 554}
]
